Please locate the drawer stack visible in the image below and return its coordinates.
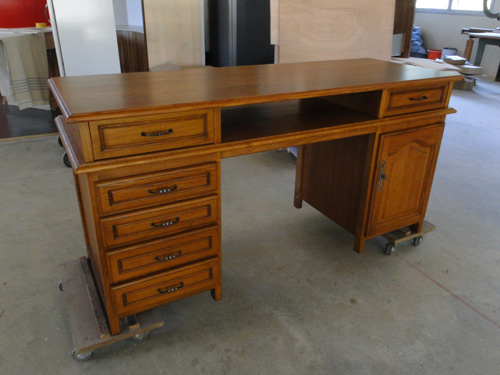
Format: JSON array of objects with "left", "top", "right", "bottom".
[
  {"left": 96, "top": 162, "right": 221, "bottom": 318},
  {"left": 73, "top": 110, "right": 221, "bottom": 335}
]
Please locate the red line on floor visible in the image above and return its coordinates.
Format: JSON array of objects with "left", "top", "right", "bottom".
[{"left": 398, "top": 255, "right": 500, "bottom": 330}]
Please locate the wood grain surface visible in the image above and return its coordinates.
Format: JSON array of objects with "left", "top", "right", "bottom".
[
  {"left": 143, "top": 0, "right": 204, "bottom": 69},
  {"left": 49, "top": 59, "right": 461, "bottom": 123},
  {"left": 279, "top": 0, "right": 395, "bottom": 63}
]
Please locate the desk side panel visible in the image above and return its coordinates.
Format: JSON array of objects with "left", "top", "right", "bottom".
[{"left": 298, "top": 135, "right": 372, "bottom": 235}]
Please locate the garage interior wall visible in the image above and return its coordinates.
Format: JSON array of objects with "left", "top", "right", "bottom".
[{"left": 414, "top": 11, "right": 500, "bottom": 78}]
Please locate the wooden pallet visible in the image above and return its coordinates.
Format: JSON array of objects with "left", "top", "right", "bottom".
[{"left": 58, "top": 257, "right": 164, "bottom": 360}]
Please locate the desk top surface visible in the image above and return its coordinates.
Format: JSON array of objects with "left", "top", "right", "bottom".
[{"left": 49, "top": 58, "right": 461, "bottom": 123}]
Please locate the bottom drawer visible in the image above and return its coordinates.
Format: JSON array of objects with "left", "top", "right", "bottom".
[{"left": 111, "top": 257, "right": 220, "bottom": 316}]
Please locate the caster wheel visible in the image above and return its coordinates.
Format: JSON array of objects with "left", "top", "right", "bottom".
[
  {"left": 413, "top": 236, "right": 423, "bottom": 246},
  {"left": 58, "top": 281, "right": 63, "bottom": 292},
  {"left": 72, "top": 349, "right": 93, "bottom": 362},
  {"left": 62, "top": 153, "right": 71, "bottom": 168},
  {"left": 58, "top": 136, "right": 63, "bottom": 147},
  {"left": 132, "top": 331, "right": 150, "bottom": 342},
  {"left": 385, "top": 242, "right": 395, "bottom": 256}
]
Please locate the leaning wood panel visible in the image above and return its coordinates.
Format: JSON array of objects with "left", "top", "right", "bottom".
[
  {"left": 116, "top": 29, "right": 149, "bottom": 73},
  {"left": 393, "top": 0, "right": 416, "bottom": 58},
  {"left": 143, "top": 0, "right": 204, "bottom": 69},
  {"left": 279, "top": 0, "right": 395, "bottom": 63}
]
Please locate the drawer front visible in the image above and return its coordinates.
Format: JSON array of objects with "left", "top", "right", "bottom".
[
  {"left": 100, "top": 195, "right": 219, "bottom": 249},
  {"left": 111, "top": 258, "right": 220, "bottom": 315},
  {"left": 384, "top": 84, "right": 448, "bottom": 116},
  {"left": 90, "top": 109, "right": 215, "bottom": 160},
  {"left": 96, "top": 162, "right": 219, "bottom": 215},
  {"left": 106, "top": 226, "right": 220, "bottom": 284}
]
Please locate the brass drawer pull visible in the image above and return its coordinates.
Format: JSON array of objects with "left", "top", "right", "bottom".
[
  {"left": 155, "top": 250, "right": 182, "bottom": 262},
  {"left": 409, "top": 95, "right": 428, "bottom": 102},
  {"left": 148, "top": 184, "right": 178, "bottom": 195},
  {"left": 141, "top": 129, "right": 173, "bottom": 137},
  {"left": 151, "top": 217, "right": 180, "bottom": 228},
  {"left": 157, "top": 282, "right": 184, "bottom": 294}
]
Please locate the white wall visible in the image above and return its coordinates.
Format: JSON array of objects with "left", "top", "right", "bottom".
[
  {"left": 113, "top": 0, "right": 143, "bottom": 27},
  {"left": 113, "top": 0, "right": 128, "bottom": 25},
  {"left": 414, "top": 12, "right": 500, "bottom": 77},
  {"left": 126, "top": 0, "right": 143, "bottom": 26}
]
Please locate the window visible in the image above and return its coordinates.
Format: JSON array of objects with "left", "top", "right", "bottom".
[{"left": 416, "top": 0, "right": 496, "bottom": 13}]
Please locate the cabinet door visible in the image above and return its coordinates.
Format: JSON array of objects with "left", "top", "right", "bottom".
[{"left": 367, "top": 124, "right": 444, "bottom": 237}]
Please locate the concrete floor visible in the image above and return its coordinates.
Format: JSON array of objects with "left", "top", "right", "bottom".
[{"left": 0, "top": 78, "right": 499, "bottom": 374}]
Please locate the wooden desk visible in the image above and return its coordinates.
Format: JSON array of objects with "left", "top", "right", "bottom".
[{"left": 49, "top": 59, "right": 461, "bottom": 335}]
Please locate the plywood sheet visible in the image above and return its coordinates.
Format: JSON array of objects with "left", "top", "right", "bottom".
[
  {"left": 279, "top": 0, "right": 395, "bottom": 63},
  {"left": 144, "top": 0, "right": 204, "bottom": 69}
]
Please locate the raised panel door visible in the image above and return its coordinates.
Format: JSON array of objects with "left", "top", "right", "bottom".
[{"left": 367, "top": 124, "right": 444, "bottom": 237}]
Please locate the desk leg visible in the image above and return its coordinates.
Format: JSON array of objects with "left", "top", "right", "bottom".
[
  {"left": 474, "top": 39, "right": 486, "bottom": 66},
  {"left": 294, "top": 145, "right": 305, "bottom": 208},
  {"left": 353, "top": 237, "right": 366, "bottom": 253},
  {"left": 496, "top": 53, "right": 500, "bottom": 82},
  {"left": 464, "top": 38, "right": 474, "bottom": 61}
]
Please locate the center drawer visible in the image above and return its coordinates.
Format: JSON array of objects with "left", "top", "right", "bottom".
[
  {"left": 100, "top": 195, "right": 219, "bottom": 249},
  {"left": 89, "top": 109, "right": 215, "bottom": 160},
  {"left": 95, "top": 162, "right": 219, "bottom": 215}
]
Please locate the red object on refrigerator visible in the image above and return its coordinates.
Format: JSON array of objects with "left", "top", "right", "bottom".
[{"left": 0, "top": 0, "right": 48, "bottom": 28}]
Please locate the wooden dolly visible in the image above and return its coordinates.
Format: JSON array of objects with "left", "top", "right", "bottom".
[
  {"left": 382, "top": 220, "right": 436, "bottom": 256},
  {"left": 58, "top": 257, "right": 164, "bottom": 361}
]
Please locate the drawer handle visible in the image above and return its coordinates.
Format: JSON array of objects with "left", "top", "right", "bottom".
[
  {"left": 377, "top": 160, "right": 388, "bottom": 192},
  {"left": 141, "top": 129, "right": 173, "bottom": 137},
  {"left": 148, "top": 184, "right": 178, "bottom": 195},
  {"left": 155, "top": 250, "right": 182, "bottom": 262},
  {"left": 151, "top": 217, "right": 180, "bottom": 228},
  {"left": 409, "top": 95, "right": 428, "bottom": 102},
  {"left": 157, "top": 282, "right": 184, "bottom": 294}
]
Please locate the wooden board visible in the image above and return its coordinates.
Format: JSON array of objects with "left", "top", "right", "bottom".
[
  {"left": 58, "top": 257, "right": 164, "bottom": 356},
  {"left": 143, "top": 0, "right": 205, "bottom": 69},
  {"left": 393, "top": 0, "right": 416, "bottom": 58},
  {"left": 278, "top": 0, "right": 395, "bottom": 63},
  {"left": 383, "top": 220, "right": 436, "bottom": 246}
]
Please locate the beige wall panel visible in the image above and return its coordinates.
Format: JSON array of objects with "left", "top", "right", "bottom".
[
  {"left": 144, "top": 0, "right": 204, "bottom": 69},
  {"left": 279, "top": 0, "right": 395, "bottom": 63}
]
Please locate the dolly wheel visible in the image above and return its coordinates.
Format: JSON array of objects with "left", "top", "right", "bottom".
[
  {"left": 413, "top": 236, "right": 423, "bottom": 246},
  {"left": 58, "top": 281, "right": 63, "bottom": 292},
  {"left": 72, "top": 349, "right": 93, "bottom": 362},
  {"left": 385, "top": 242, "right": 395, "bottom": 256},
  {"left": 132, "top": 332, "right": 150, "bottom": 342},
  {"left": 62, "top": 153, "right": 71, "bottom": 168}
]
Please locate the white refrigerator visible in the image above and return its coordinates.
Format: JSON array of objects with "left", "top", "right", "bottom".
[{"left": 46, "top": 0, "right": 121, "bottom": 77}]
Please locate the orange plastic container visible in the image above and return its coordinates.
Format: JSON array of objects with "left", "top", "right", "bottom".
[{"left": 427, "top": 49, "right": 442, "bottom": 60}]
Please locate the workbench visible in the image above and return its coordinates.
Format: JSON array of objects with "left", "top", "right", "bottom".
[
  {"left": 49, "top": 59, "right": 461, "bottom": 337},
  {"left": 462, "top": 28, "right": 500, "bottom": 81}
]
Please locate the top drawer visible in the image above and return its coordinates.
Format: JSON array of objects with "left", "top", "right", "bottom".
[
  {"left": 383, "top": 83, "right": 449, "bottom": 117},
  {"left": 89, "top": 109, "right": 215, "bottom": 160}
]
